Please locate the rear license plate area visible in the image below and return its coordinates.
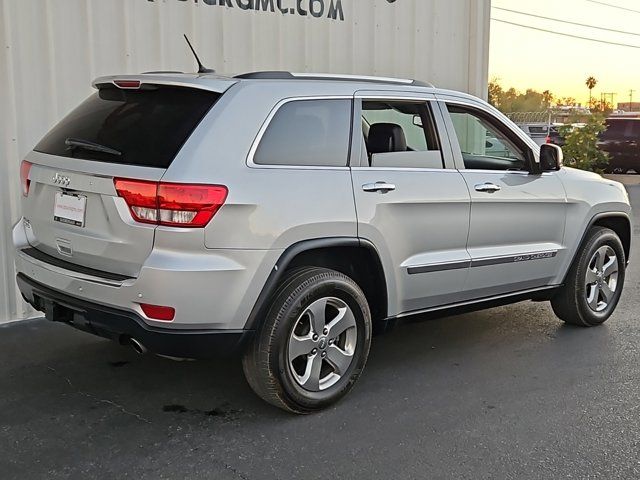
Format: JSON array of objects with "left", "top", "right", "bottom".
[{"left": 54, "top": 192, "right": 87, "bottom": 227}]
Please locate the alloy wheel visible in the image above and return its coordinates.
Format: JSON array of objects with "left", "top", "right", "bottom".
[
  {"left": 287, "top": 297, "right": 358, "bottom": 392},
  {"left": 585, "top": 245, "right": 619, "bottom": 312}
]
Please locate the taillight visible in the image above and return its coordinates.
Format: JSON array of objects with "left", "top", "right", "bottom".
[
  {"left": 545, "top": 136, "right": 552, "bottom": 144},
  {"left": 113, "top": 179, "right": 159, "bottom": 224},
  {"left": 114, "top": 178, "right": 227, "bottom": 228},
  {"left": 20, "top": 161, "right": 32, "bottom": 196},
  {"left": 158, "top": 183, "right": 228, "bottom": 227},
  {"left": 140, "top": 303, "right": 175, "bottom": 321}
]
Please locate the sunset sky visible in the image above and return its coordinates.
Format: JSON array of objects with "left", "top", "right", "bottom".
[{"left": 490, "top": 0, "right": 640, "bottom": 106}]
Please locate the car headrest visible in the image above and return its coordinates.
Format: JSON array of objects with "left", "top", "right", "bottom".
[{"left": 368, "top": 123, "right": 407, "bottom": 154}]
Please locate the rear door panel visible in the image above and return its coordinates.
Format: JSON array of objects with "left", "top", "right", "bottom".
[
  {"left": 352, "top": 168, "right": 472, "bottom": 313},
  {"left": 351, "top": 92, "right": 472, "bottom": 315}
]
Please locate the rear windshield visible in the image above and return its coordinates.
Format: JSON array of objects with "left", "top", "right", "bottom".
[{"left": 35, "top": 86, "right": 221, "bottom": 168}]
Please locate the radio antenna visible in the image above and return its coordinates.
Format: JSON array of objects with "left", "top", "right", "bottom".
[{"left": 183, "top": 34, "right": 215, "bottom": 74}]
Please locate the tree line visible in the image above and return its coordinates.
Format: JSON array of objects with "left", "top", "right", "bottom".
[{"left": 488, "top": 78, "right": 613, "bottom": 114}]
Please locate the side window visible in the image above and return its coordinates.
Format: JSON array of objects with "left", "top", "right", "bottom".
[
  {"left": 447, "top": 104, "right": 528, "bottom": 171},
  {"left": 254, "top": 99, "right": 351, "bottom": 167},
  {"left": 361, "top": 100, "right": 444, "bottom": 169}
]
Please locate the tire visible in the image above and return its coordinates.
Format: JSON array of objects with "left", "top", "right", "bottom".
[
  {"left": 551, "top": 227, "right": 626, "bottom": 326},
  {"left": 242, "top": 267, "right": 372, "bottom": 414}
]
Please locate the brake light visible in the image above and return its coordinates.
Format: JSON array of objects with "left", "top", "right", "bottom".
[
  {"left": 114, "top": 178, "right": 228, "bottom": 228},
  {"left": 546, "top": 136, "right": 552, "bottom": 144},
  {"left": 140, "top": 303, "right": 175, "bottom": 321},
  {"left": 113, "top": 80, "right": 141, "bottom": 89},
  {"left": 20, "top": 161, "right": 32, "bottom": 196}
]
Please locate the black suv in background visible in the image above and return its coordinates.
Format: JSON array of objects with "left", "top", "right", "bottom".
[{"left": 599, "top": 118, "right": 640, "bottom": 174}]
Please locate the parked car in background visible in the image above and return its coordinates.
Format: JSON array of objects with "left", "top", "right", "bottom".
[
  {"left": 547, "top": 125, "right": 565, "bottom": 147},
  {"left": 547, "top": 123, "right": 587, "bottom": 149},
  {"left": 599, "top": 118, "right": 640, "bottom": 173},
  {"left": 516, "top": 122, "right": 549, "bottom": 146},
  {"left": 13, "top": 72, "right": 632, "bottom": 413}
]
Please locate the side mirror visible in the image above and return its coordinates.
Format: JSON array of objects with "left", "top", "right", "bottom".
[
  {"left": 413, "top": 115, "right": 423, "bottom": 127},
  {"left": 540, "top": 143, "right": 563, "bottom": 171}
]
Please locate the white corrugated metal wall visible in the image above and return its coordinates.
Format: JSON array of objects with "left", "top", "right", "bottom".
[{"left": 0, "top": 0, "right": 491, "bottom": 323}]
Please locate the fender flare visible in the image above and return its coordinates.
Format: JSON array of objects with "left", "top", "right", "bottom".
[
  {"left": 561, "top": 211, "right": 632, "bottom": 284},
  {"left": 244, "top": 237, "right": 387, "bottom": 330}
]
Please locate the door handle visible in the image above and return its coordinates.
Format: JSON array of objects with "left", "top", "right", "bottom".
[
  {"left": 362, "top": 182, "right": 396, "bottom": 194},
  {"left": 474, "top": 183, "right": 502, "bottom": 193}
]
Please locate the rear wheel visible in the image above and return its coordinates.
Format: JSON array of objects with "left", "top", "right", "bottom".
[
  {"left": 243, "top": 267, "right": 372, "bottom": 413},
  {"left": 551, "top": 227, "right": 625, "bottom": 326}
]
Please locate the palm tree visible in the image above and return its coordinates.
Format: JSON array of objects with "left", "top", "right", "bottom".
[
  {"left": 586, "top": 76, "right": 598, "bottom": 107},
  {"left": 542, "top": 90, "right": 553, "bottom": 109}
]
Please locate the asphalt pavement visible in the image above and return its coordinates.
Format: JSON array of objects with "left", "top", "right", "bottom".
[{"left": 2, "top": 183, "right": 640, "bottom": 480}]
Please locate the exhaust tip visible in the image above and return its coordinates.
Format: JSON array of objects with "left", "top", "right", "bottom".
[{"left": 127, "top": 337, "right": 148, "bottom": 355}]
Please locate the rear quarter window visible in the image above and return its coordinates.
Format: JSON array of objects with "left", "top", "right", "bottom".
[
  {"left": 35, "top": 86, "right": 221, "bottom": 168},
  {"left": 253, "top": 99, "right": 352, "bottom": 167}
]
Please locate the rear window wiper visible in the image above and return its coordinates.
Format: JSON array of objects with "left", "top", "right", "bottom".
[{"left": 65, "top": 138, "right": 122, "bottom": 156}]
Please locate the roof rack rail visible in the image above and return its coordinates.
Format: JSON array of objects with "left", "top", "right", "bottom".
[{"left": 234, "top": 71, "right": 434, "bottom": 88}]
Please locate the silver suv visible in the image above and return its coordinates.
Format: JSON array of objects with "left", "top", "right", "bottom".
[{"left": 13, "top": 72, "right": 631, "bottom": 413}]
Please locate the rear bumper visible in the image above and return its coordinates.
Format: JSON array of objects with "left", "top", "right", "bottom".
[
  {"left": 13, "top": 217, "right": 281, "bottom": 329},
  {"left": 17, "top": 273, "right": 254, "bottom": 358}
]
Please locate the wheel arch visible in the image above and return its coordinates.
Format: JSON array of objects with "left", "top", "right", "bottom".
[
  {"left": 591, "top": 214, "right": 631, "bottom": 263},
  {"left": 585, "top": 213, "right": 632, "bottom": 264},
  {"left": 562, "top": 212, "right": 631, "bottom": 284},
  {"left": 245, "top": 238, "right": 389, "bottom": 331}
]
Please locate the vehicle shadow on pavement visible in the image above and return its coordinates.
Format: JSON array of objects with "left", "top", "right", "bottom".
[
  {"left": 1, "top": 300, "right": 614, "bottom": 423},
  {"left": 364, "top": 300, "right": 614, "bottom": 384},
  {"left": 0, "top": 304, "right": 622, "bottom": 479}
]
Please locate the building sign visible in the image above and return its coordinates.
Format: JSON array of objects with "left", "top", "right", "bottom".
[{"left": 147, "top": 0, "right": 346, "bottom": 21}]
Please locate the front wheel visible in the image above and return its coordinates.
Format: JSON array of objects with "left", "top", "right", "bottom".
[
  {"left": 551, "top": 227, "right": 626, "bottom": 326},
  {"left": 243, "top": 267, "right": 372, "bottom": 413}
]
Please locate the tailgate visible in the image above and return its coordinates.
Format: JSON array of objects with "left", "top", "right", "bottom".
[
  {"left": 21, "top": 80, "right": 223, "bottom": 277},
  {"left": 22, "top": 157, "right": 162, "bottom": 278}
]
